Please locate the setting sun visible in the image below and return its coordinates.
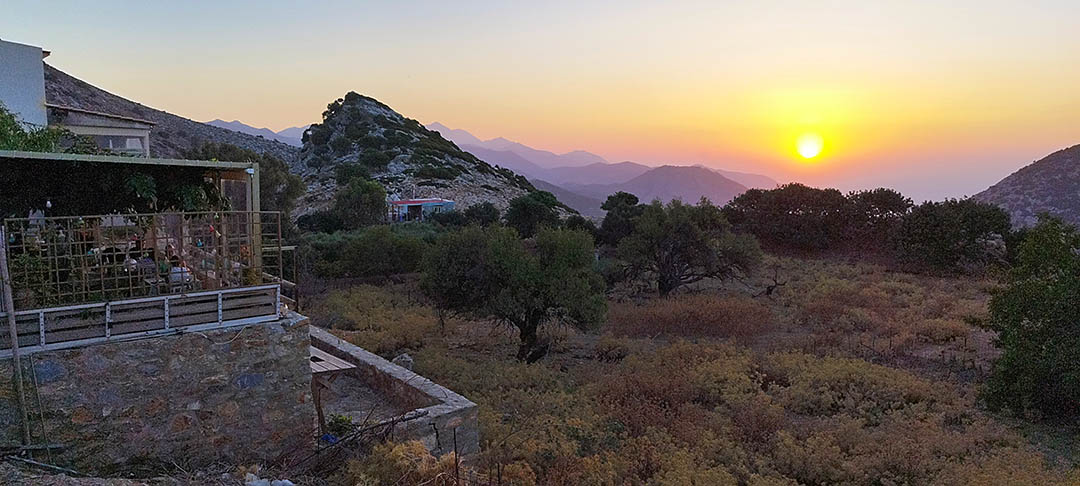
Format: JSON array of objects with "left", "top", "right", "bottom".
[{"left": 796, "top": 133, "right": 824, "bottom": 159}]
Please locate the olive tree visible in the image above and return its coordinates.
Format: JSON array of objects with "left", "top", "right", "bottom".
[
  {"left": 619, "top": 198, "right": 761, "bottom": 296},
  {"left": 421, "top": 225, "right": 606, "bottom": 362}
]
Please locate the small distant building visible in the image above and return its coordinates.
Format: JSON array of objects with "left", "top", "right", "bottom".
[{"left": 388, "top": 198, "right": 455, "bottom": 222}]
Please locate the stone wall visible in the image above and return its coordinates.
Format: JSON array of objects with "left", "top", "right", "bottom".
[
  {"left": 0, "top": 313, "right": 313, "bottom": 474},
  {"left": 310, "top": 326, "right": 479, "bottom": 457}
]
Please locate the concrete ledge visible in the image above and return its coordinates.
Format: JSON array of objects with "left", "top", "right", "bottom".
[{"left": 309, "top": 326, "right": 479, "bottom": 456}]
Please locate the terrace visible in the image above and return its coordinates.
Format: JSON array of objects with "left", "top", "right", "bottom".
[
  {"left": 0, "top": 149, "right": 297, "bottom": 357},
  {"left": 0, "top": 210, "right": 296, "bottom": 356}
]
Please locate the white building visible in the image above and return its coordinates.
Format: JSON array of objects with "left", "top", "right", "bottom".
[{"left": 0, "top": 38, "right": 49, "bottom": 128}]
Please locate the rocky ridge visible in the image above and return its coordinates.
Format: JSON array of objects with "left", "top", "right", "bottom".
[{"left": 295, "top": 92, "right": 538, "bottom": 216}]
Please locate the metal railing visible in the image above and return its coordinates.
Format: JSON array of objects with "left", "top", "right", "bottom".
[{"left": 0, "top": 211, "right": 296, "bottom": 355}]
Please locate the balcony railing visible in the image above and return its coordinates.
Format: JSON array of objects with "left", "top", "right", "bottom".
[{"left": 0, "top": 211, "right": 295, "bottom": 355}]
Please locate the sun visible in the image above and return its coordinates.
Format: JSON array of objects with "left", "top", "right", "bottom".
[{"left": 796, "top": 132, "right": 824, "bottom": 159}]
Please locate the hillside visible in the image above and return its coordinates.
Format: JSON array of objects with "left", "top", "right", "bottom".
[
  {"left": 297, "top": 93, "right": 538, "bottom": 215},
  {"left": 567, "top": 165, "right": 748, "bottom": 205},
  {"left": 712, "top": 167, "right": 779, "bottom": 189},
  {"left": 42, "top": 64, "right": 298, "bottom": 162},
  {"left": 531, "top": 179, "right": 606, "bottom": 219},
  {"left": 975, "top": 144, "right": 1080, "bottom": 227},
  {"left": 459, "top": 145, "right": 550, "bottom": 180},
  {"left": 546, "top": 161, "right": 652, "bottom": 185}
]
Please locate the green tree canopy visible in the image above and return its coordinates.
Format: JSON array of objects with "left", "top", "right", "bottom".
[
  {"left": 183, "top": 142, "right": 305, "bottom": 218},
  {"left": 619, "top": 198, "right": 762, "bottom": 296},
  {"left": 463, "top": 202, "right": 501, "bottom": 226},
  {"left": 504, "top": 191, "right": 561, "bottom": 238},
  {"left": 895, "top": 198, "right": 1011, "bottom": 273},
  {"left": 723, "top": 183, "right": 849, "bottom": 251},
  {"left": 421, "top": 225, "right": 606, "bottom": 361},
  {"left": 0, "top": 103, "right": 62, "bottom": 151},
  {"left": 984, "top": 215, "right": 1080, "bottom": 418},
  {"left": 598, "top": 191, "right": 643, "bottom": 247},
  {"left": 332, "top": 178, "right": 388, "bottom": 230}
]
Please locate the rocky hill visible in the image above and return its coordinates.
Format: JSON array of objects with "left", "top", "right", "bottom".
[
  {"left": 43, "top": 64, "right": 299, "bottom": 162},
  {"left": 296, "top": 92, "right": 537, "bottom": 215},
  {"left": 975, "top": 144, "right": 1080, "bottom": 227}
]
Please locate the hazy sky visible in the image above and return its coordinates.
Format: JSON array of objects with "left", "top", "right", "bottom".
[{"left": 4, "top": 1, "right": 1079, "bottom": 200}]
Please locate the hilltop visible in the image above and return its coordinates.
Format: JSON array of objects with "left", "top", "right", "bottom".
[
  {"left": 975, "top": 144, "right": 1080, "bottom": 227},
  {"left": 296, "top": 93, "right": 540, "bottom": 215},
  {"left": 42, "top": 64, "right": 298, "bottom": 162}
]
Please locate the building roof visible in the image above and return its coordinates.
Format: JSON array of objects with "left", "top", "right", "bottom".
[
  {"left": 389, "top": 198, "right": 455, "bottom": 205},
  {"left": 46, "top": 103, "right": 156, "bottom": 126},
  {"left": 0, "top": 149, "right": 255, "bottom": 171}
]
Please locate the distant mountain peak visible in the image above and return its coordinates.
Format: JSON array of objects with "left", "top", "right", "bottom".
[{"left": 204, "top": 119, "right": 304, "bottom": 147}]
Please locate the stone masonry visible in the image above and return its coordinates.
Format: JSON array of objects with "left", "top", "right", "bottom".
[{"left": 0, "top": 313, "right": 313, "bottom": 475}]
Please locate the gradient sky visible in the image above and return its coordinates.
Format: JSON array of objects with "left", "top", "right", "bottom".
[{"left": 4, "top": 0, "right": 1079, "bottom": 201}]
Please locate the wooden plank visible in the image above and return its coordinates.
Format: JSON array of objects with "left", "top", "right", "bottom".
[
  {"left": 174, "top": 305, "right": 273, "bottom": 328},
  {"left": 109, "top": 319, "right": 165, "bottom": 335},
  {"left": 46, "top": 326, "right": 106, "bottom": 344},
  {"left": 310, "top": 346, "right": 356, "bottom": 373},
  {"left": 109, "top": 305, "right": 165, "bottom": 325},
  {"left": 310, "top": 360, "right": 331, "bottom": 374},
  {"left": 44, "top": 308, "right": 107, "bottom": 333}
]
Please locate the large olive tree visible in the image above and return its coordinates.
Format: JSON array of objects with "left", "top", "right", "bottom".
[
  {"left": 421, "top": 225, "right": 606, "bottom": 362},
  {"left": 619, "top": 198, "right": 761, "bottom": 296}
]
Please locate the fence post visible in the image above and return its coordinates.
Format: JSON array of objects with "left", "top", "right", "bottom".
[{"left": 0, "top": 226, "right": 33, "bottom": 445}]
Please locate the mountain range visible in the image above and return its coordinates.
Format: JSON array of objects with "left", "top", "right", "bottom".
[
  {"left": 426, "top": 122, "right": 778, "bottom": 217},
  {"left": 205, "top": 119, "right": 309, "bottom": 147}
]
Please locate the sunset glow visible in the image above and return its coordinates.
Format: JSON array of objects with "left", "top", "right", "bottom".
[
  {"left": 796, "top": 133, "right": 824, "bottom": 160},
  {"left": 5, "top": 1, "right": 1080, "bottom": 200}
]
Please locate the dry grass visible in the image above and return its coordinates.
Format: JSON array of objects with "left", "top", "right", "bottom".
[
  {"left": 311, "top": 257, "right": 1078, "bottom": 485},
  {"left": 607, "top": 294, "right": 776, "bottom": 339}
]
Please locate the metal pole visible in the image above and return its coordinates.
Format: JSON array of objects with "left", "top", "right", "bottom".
[{"left": 0, "top": 226, "right": 33, "bottom": 445}]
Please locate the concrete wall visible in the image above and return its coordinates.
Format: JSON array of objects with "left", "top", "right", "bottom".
[
  {"left": 0, "top": 314, "right": 314, "bottom": 474},
  {"left": 310, "top": 326, "right": 479, "bottom": 457},
  {"left": 0, "top": 39, "right": 47, "bottom": 128}
]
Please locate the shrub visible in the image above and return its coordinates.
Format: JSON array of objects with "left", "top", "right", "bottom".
[
  {"left": 913, "top": 318, "right": 969, "bottom": 344},
  {"left": 607, "top": 294, "right": 774, "bottom": 339},
  {"left": 335, "top": 441, "right": 464, "bottom": 486},
  {"left": 314, "top": 286, "right": 437, "bottom": 356},
  {"left": 504, "top": 191, "right": 561, "bottom": 238},
  {"left": 984, "top": 215, "right": 1080, "bottom": 418},
  {"left": 594, "top": 335, "right": 631, "bottom": 362},
  {"left": 300, "top": 226, "right": 426, "bottom": 279},
  {"left": 764, "top": 353, "right": 937, "bottom": 422},
  {"left": 895, "top": 198, "right": 1012, "bottom": 274},
  {"left": 463, "top": 202, "right": 500, "bottom": 226}
]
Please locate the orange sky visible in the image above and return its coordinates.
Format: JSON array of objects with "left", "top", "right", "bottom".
[{"left": 5, "top": 1, "right": 1079, "bottom": 200}]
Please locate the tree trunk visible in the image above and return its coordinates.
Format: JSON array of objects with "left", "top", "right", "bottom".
[
  {"left": 658, "top": 274, "right": 678, "bottom": 297},
  {"left": 516, "top": 321, "right": 547, "bottom": 362}
]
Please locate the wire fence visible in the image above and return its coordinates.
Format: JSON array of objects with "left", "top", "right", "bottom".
[{"left": 1, "top": 211, "right": 287, "bottom": 313}]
